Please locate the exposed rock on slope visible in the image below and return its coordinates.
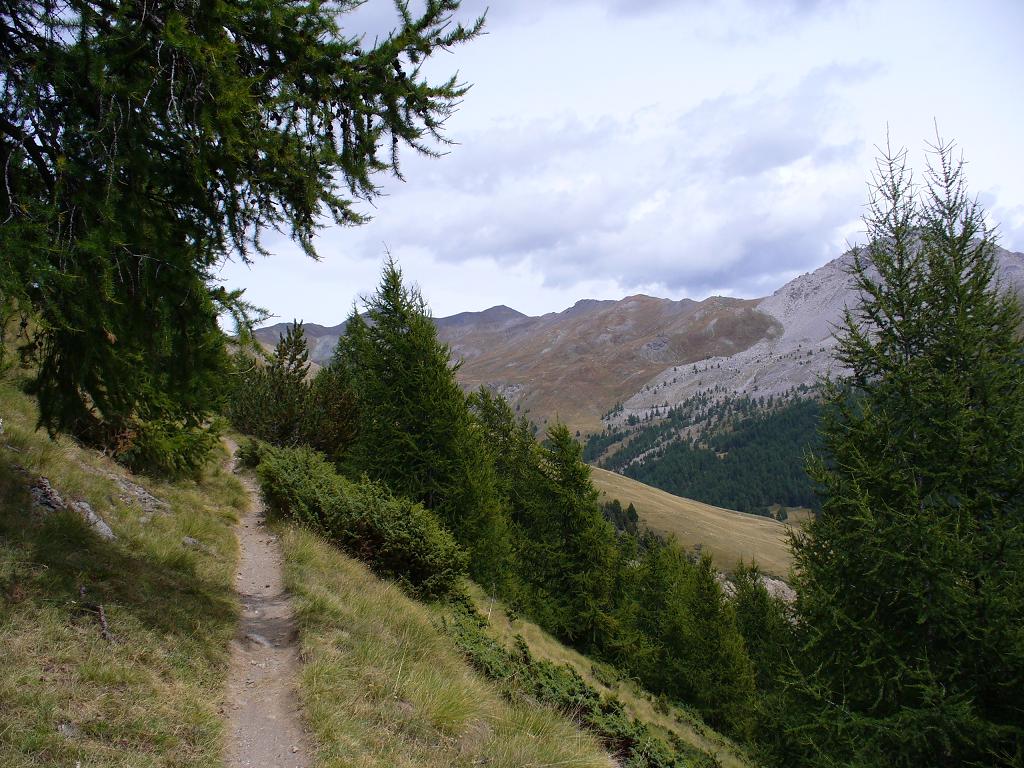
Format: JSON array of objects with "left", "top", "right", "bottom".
[{"left": 613, "top": 245, "right": 1024, "bottom": 426}]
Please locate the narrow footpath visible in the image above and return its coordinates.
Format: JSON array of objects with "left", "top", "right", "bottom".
[{"left": 223, "top": 439, "right": 311, "bottom": 768}]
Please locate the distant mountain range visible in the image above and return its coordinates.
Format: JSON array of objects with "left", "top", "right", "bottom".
[{"left": 255, "top": 244, "right": 1024, "bottom": 434}]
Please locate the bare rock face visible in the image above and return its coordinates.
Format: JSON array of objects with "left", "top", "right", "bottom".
[
  {"left": 30, "top": 477, "right": 66, "bottom": 513},
  {"left": 70, "top": 500, "right": 117, "bottom": 541},
  {"left": 760, "top": 574, "right": 797, "bottom": 604},
  {"left": 615, "top": 245, "right": 1024, "bottom": 424},
  {"left": 717, "top": 570, "right": 796, "bottom": 604},
  {"left": 101, "top": 470, "right": 171, "bottom": 520}
]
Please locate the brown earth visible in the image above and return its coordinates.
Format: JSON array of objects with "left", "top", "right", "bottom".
[
  {"left": 452, "top": 295, "right": 779, "bottom": 433},
  {"left": 223, "top": 440, "right": 311, "bottom": 768}
]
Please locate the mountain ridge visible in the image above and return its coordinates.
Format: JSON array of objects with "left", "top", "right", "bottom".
[{"left": 254, "top": 244, "right": 1024, "bottom": 433}]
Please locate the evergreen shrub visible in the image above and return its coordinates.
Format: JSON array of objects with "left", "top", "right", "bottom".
[
  {"left": 255, "top": 444, "right": 467, "bottom": 599},
  {"left": 115, "top": 417, "right": 220, "bottom": 479}
]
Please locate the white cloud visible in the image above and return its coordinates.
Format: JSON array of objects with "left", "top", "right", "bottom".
[{"left": 219, "top": 0, "right": 1024, "bottom": 322}]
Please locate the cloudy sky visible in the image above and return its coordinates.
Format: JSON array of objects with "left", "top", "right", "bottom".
[{"left": 218, "top": 0, "right": 1024, "bottom": 324}]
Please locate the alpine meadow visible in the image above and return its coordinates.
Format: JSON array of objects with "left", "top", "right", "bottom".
[{"left": 2, "top": 2, "right": 1023, "bottom": 768}]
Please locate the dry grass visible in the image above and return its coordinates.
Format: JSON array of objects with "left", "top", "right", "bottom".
[
  {"left": 0, "top": 375, "right": 246, "bottom": 767},
  {"left": 780, "top": 507, "right": 814, "bottom": 527},
  {"left": 590, "top": 466, "right": 793, "bottom": 578},
  {"left": 278, "top": 526, "right": 613, "bottom": 768},
  {"left": 469, "top": 584, "right": 755, "bottom": 768}
]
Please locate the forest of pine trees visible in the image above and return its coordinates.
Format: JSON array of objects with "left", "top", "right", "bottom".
[
  {"left": 588, "top": 394, "right": 822, "bottom": 514},
  {"left": 227, "top": 259, "right": 772, "bottom": 740}
]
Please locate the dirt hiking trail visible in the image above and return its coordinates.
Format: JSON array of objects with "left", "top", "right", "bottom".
[{"left": 224, "top": 439, "right": 311, "bottom": 768}]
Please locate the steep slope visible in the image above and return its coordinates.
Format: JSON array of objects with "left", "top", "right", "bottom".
[
  {"left": 277, "top": 526, "right": 615, "bottom": 768},
  {"left": 0, "top": 377, "right": 246, "bottom": 767},
  {"left": 614, "top": 245, "right": 1024, "bottom": 425}
]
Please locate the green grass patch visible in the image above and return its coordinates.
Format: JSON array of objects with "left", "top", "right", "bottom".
[
  {"left": 277, "top": 524, "right": 613, "bottom": 768},
  {"left": 0, "top": 375, "right": 245, "bottom": 767}
]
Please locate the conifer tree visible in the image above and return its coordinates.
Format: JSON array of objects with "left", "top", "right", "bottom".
[
  {"left": 266, "top": 321, "right": 311, "bottom": 446},
  {"left": 540, "top": 424, "right": 617, "bottom": 648},
  {"left": 337, "top": 258, "right": 509, "bottom": 584},
  {"left": 788, "top": 138, "right": 1024, "bottom": 767},
  {"left": 1, "top": 1, "right": 482, "bottom": 456},
  {"left": 631, "top": 542, "right": 756, "bottom": 738},
  {"left": 301, "top": 364, "right": 358, "bottom": 463}
]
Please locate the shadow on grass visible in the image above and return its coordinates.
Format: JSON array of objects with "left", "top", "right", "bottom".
[{"left": 0, "top": 455, "right": 236, "bottom": 670}]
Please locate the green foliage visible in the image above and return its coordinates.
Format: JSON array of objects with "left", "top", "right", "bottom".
[
  {"left": 602, "top": 498, "right": 640, "bottom": 535},
  {"left": 337, "top": 258, "right": 509, "bottom": 586},
  {"left": 627, "top": 547, "right": 758, "bottom": 740},
  {"left": 595, "top": 394, "right": 821, "bottom": 514},
  {"left": 227, "top": 321, "right": 356, "bottom": 458},
  {"left": 235, "top": 437, "right": 270, "bottom": 470},
  {"left": 1, "top": 0, "right": 481, "bottom": 457},
  {"left": 301, "top": 364, "right": 359, "bottom": 461},
  {"left": 254, "top": 443, "right": 467, "bottom": 600},
  {"left": 583, "top": 426, "right": 629, "bottom": 462},
  {"left": 229, "top": 321, "right": 311, "bottom": 447},
  {"left": 541, "top": 424, "right": 618, "bottom": 647},
  {"left": 445, "top": 603, "right": 717, "bottom": 768},
  {"left": 470, "top": 386, "right": 758, "bottom": 740},
  {"left": 114, "top": 416, "right": 222, "bottom": 479},
  {"left": 729, "top": 563, "right": 798, "bottom": 764},
  {"left": 785, "top": 138, "right": 1024, "bottom": 767},
  {"left": 469, "top": 389, "right": 618, "bottom": 647},
  {"left": 730, "top": 563, "right": 792, "bottom": 693}
]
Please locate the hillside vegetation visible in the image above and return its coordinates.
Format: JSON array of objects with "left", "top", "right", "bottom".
[
  {"left": 278, "top": 525, "right": 614, "bottom": 768},
  {"left": 589, "top": 394, "right": 821, "bottom": 515},
  {"left": 267, "top": 482, "right": 749, "bottom": 767},
  {"left": 590, "top": 468, "right": 793, "bottom": 579},
  {"left": 466, "top": 584, "right": 753, "bottom": 768},
  {"left": 0, "top": 377, "right": 246, "bottom": 767}
]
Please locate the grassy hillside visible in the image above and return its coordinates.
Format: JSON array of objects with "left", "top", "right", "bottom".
[
  {"left": 590, "top": 467, "right": 793, "bottom": 579},
  {"left": 277, "top": 525, "right": 614, "bottom": 768},
  {"left": 468, "top": 584, "right": 754, "bottom": 768},
  {"left": 0, "top": 376, "right": 247, "bottom": 767}
]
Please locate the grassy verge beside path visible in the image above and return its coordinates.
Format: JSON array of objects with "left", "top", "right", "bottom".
[
  {"left": 0, "top": 378, "right": 246, "bottom": 767},
  {"left": 467, "top": 584, "right": 754, "bottom": 768},
  {"left": 277, "top": 524, "right": 613, "bottom": 768}
]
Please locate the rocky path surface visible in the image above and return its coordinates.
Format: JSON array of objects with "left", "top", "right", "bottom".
[{"left": 224, "top": 440, "right": 311, "bottom": 768}]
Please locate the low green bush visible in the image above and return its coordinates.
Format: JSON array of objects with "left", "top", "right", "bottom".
[
  {"left": 254, "top": 444, "right": 467, "bottom": 599},
  {"left": 445, "top": 604, "right": 720, "bottom": 768},
  {"left": 115, "top": 417, "right": 220, "bottom": 479},
  {"left": 234, "top": 436, "right": 270, "bottom": 469}
]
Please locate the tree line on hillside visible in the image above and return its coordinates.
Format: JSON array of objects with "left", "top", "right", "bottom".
[{"left": 587, "top": 394, "right": 822, "bottom": 514}]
